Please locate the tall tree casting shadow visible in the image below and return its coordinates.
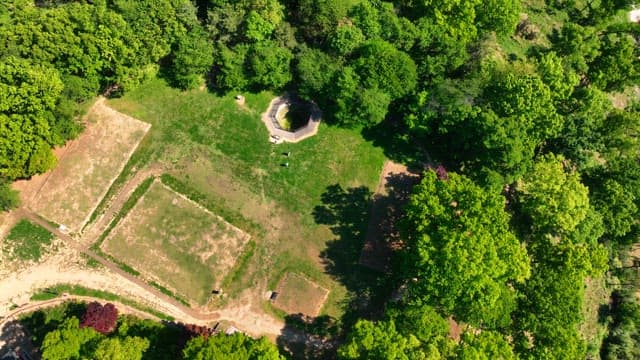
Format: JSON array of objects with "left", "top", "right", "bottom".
[
  {"left": 312, "top": 184, "right": 392, "bottom": 324},
  {"left": 277, "top": 174, "right": 422, "bottom": 358}
]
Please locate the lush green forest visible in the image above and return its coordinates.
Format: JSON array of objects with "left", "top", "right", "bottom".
[{"left": 2, "top": 0, "right": 640, "bottom": 358}]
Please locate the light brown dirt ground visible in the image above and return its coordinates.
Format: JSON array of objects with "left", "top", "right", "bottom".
[
  {"left": 101, "top": 180, "right": 251, "bottom": 304},
  {"left": 273, "top": 273, "right": 329, "bottom": 317},
  {"left": 0, "top": 211, "right": 19, "bottom": 243},
  {"left": 79, "top": 165, "right": 161, "bottom": 246},
  {"left": 0, "top": 244, "right": 202, "bottom": 325},
  {"left": 27, "top": 98, "right": 150, "bottom": 232}
]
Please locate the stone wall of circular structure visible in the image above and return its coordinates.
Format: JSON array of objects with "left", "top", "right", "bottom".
[{"left": 261, "top": 94, "right": 322, "bottom": 144}]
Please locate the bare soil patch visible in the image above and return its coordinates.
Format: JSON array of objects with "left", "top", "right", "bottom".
[
  {"left": 0, "top": 244, "right": 204, "bottom": 325},
  {"left": 360, "top": 161, "right": 421, "bottom": 271},
  {"left": 101, "top": 180, "right": 251, "bottom": 306},
  {"left": 27, "top": 98, "right": 150, "bottom": 232},
  {"left": 273, "top": 273, "right": 329, "bottom": 317}
]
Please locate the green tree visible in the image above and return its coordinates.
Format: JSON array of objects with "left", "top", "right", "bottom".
[
  {"left": 0, "top": 177, "right": 19, "bottom": 211},
  {"left": 514, "top": 265, "right": 588, "bottom": 360},
  {"left": 550, "top": 23, "right": 600, "bottom": 75},
  {"left": 601, "top": 290, "right": 640, "bottom": 360},
  {"left": 455, "top": 331, "right": 516, "bottom": 360},
  {"left": 387, "top": 305, "right": 450, "bottom": 345},
  {"left": 41, "top": 317, "right": 101, "bottom": 360},
  {"left": 591, "top": 179, "right": 637, "bottom": 238},
  {"left": 213, "top": 44, "right": 249, "bottom": 91},
  {"left": 206, "top": 2, "right": 246, "bottom": 44},
  {"left": 354, "top": 40, "right": 417, "bottom": 99},
  {"left": 485, "top": 71, "right": 562, "bottom": 142},
  {"left": 405, "top": 0, "right": 480, "bottom": 80},
  {"left": 549, "top": 87, "right": 611, "bottom": 169},
  {"left": 601, "top": 109, "right": 640, "bottom": 161},
  {"left": 244, "top": 10, "right": 275, "bottom": 42},
  {"left": 401, "top": 171, "right": 530, "bottom": 327},
  {"left": 536, "top": 52, "right": 580, "bottom": 101},
  {"left": 338, "top": 320, "right": 428, "bottom": 360},
  {"left": 183, "top": 333, "right": 283, "bottom": 360},
  {"left": 331, "top": 67, "right": 391, "bottom": 127},
  {"left": 589, "top": 33, "right": 640, "bottom": 91},
  {"left": 295, "top": 0, "right": 349, "bottom": 44},
  {"left": 516, "top": 154, "right": 590, "bottom": 234},
  {"left": 295, "top": 46, "right": 339, "bottom": 100},
  {"left": 329, "top": 24, "right": 365, "bottom": 56},
  {"left": 93, "top": 337, "right": 149, "bottom": 360},
  {"left": 171, "top": 27, "right": 214, "bottom": 90},
  {"left": 246, "top": 41, "right": 293, "bottom": 89},
  {"left": 0, "top": 57, "right": 62, "bottom": 179},
  {"left": 474, "top": 0, "right": 520, "bottom": 35}
]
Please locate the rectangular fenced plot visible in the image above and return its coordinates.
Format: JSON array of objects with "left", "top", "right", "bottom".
[
  {"left": 30, "top": 101, "right": 150, "bottom": 231},
  {"left": 102, "top": 181, "right": 250, "bottom": 305}
]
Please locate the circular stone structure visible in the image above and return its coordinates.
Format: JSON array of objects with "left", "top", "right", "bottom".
[{"left": 261, "top": 94, "right": 321, "bottom": 144}]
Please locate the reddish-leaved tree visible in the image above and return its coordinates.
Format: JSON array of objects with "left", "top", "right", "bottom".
[
  {"left": 183, "top": 323, "right": 215, "bottom": 340},
  {"left": 80, "top": 302, "right": 118, "bottom": 334}
]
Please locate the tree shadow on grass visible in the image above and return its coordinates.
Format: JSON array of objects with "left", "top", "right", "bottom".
[
  {"left": 313, "top": 184, "right": 394, "bottom": 324},
  {"left": 277, "top": 176, "right": 422, "bottom": 358},
  {"left": 276, "top": 314, "right": 340, "bottom": 360},
  {"left": 274, "top": 184, "right": 386, "bottom": 359},
  {"left": 361, "top": 120, "right": 426, "bottom": 171}
]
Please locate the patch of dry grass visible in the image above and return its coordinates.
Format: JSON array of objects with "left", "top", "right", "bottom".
[
  {"left": 273, "top": 273, "right": 329, "bottom": 317},
  {"left": 29, "top": 100, "right": 150, "bottom": 232},
  {"left": 101, "top": 180, "right": 250, "bottom": 305}
]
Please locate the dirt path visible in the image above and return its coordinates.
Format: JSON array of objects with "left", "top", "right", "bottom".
[
  {"left": 9, "top": 204, "right": 286, "bottom": 338},
  {"left": 0, "top": 241, "right": 203, "bottom": 325},
  {"left": 1, "top": 295, "right": 159, "bottom": 328},
  {"left": 0, "top": 294, "right": 162, "bottom": 357},
  {"left": 80, "top": 165, "right": 161, "bottom": 246}
]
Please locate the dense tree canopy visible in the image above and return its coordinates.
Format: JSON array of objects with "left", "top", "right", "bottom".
[
  {"left": 182, "top": 332, "right": 284, "bottom": 360},
  {"left": 338, "top": 319, "right": 427, "bottom": 360},
  {"left": 401, "top": 170, "right": 530, "bottom": 328},
  {"left": 0, "top": 56, "right": 61, "bottom": 179}
]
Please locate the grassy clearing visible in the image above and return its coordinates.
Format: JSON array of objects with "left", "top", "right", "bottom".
[
  {"left": 160, "top": 174, "right": 263, "bottom": 236},
  {"left": 108, "top": 77, "right": 385, "bottom": 318},
  {"left": 494, "top": 0, "right": 567, "bottom": 60},
  {"left": 91, "top": 175, "right": 154, "bottom": 250},
  {"left": 274, "top": 273, "right": 329, "bottom": 317},
  {"left": 29, "top": 284, "right": 175, "bottom": 321},
  {"left": 80, "top": 253, "right": 103, "bottom": 269},
  {"left": 102, "top": 181, "right": 250, "bottom": 305},
  {"left": 2, "top": 220, "right": 54, "bottom": 262}
]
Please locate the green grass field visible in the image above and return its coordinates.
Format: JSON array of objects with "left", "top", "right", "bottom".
[
  {"left": 102, "top": 180, "right": 250, "bottom": 305},
  {"left": 107, "top": 77, "right": 386, "bottom": 317},
  {"left": 2, "top": 219, "right": 54, "bottom": 262}
]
